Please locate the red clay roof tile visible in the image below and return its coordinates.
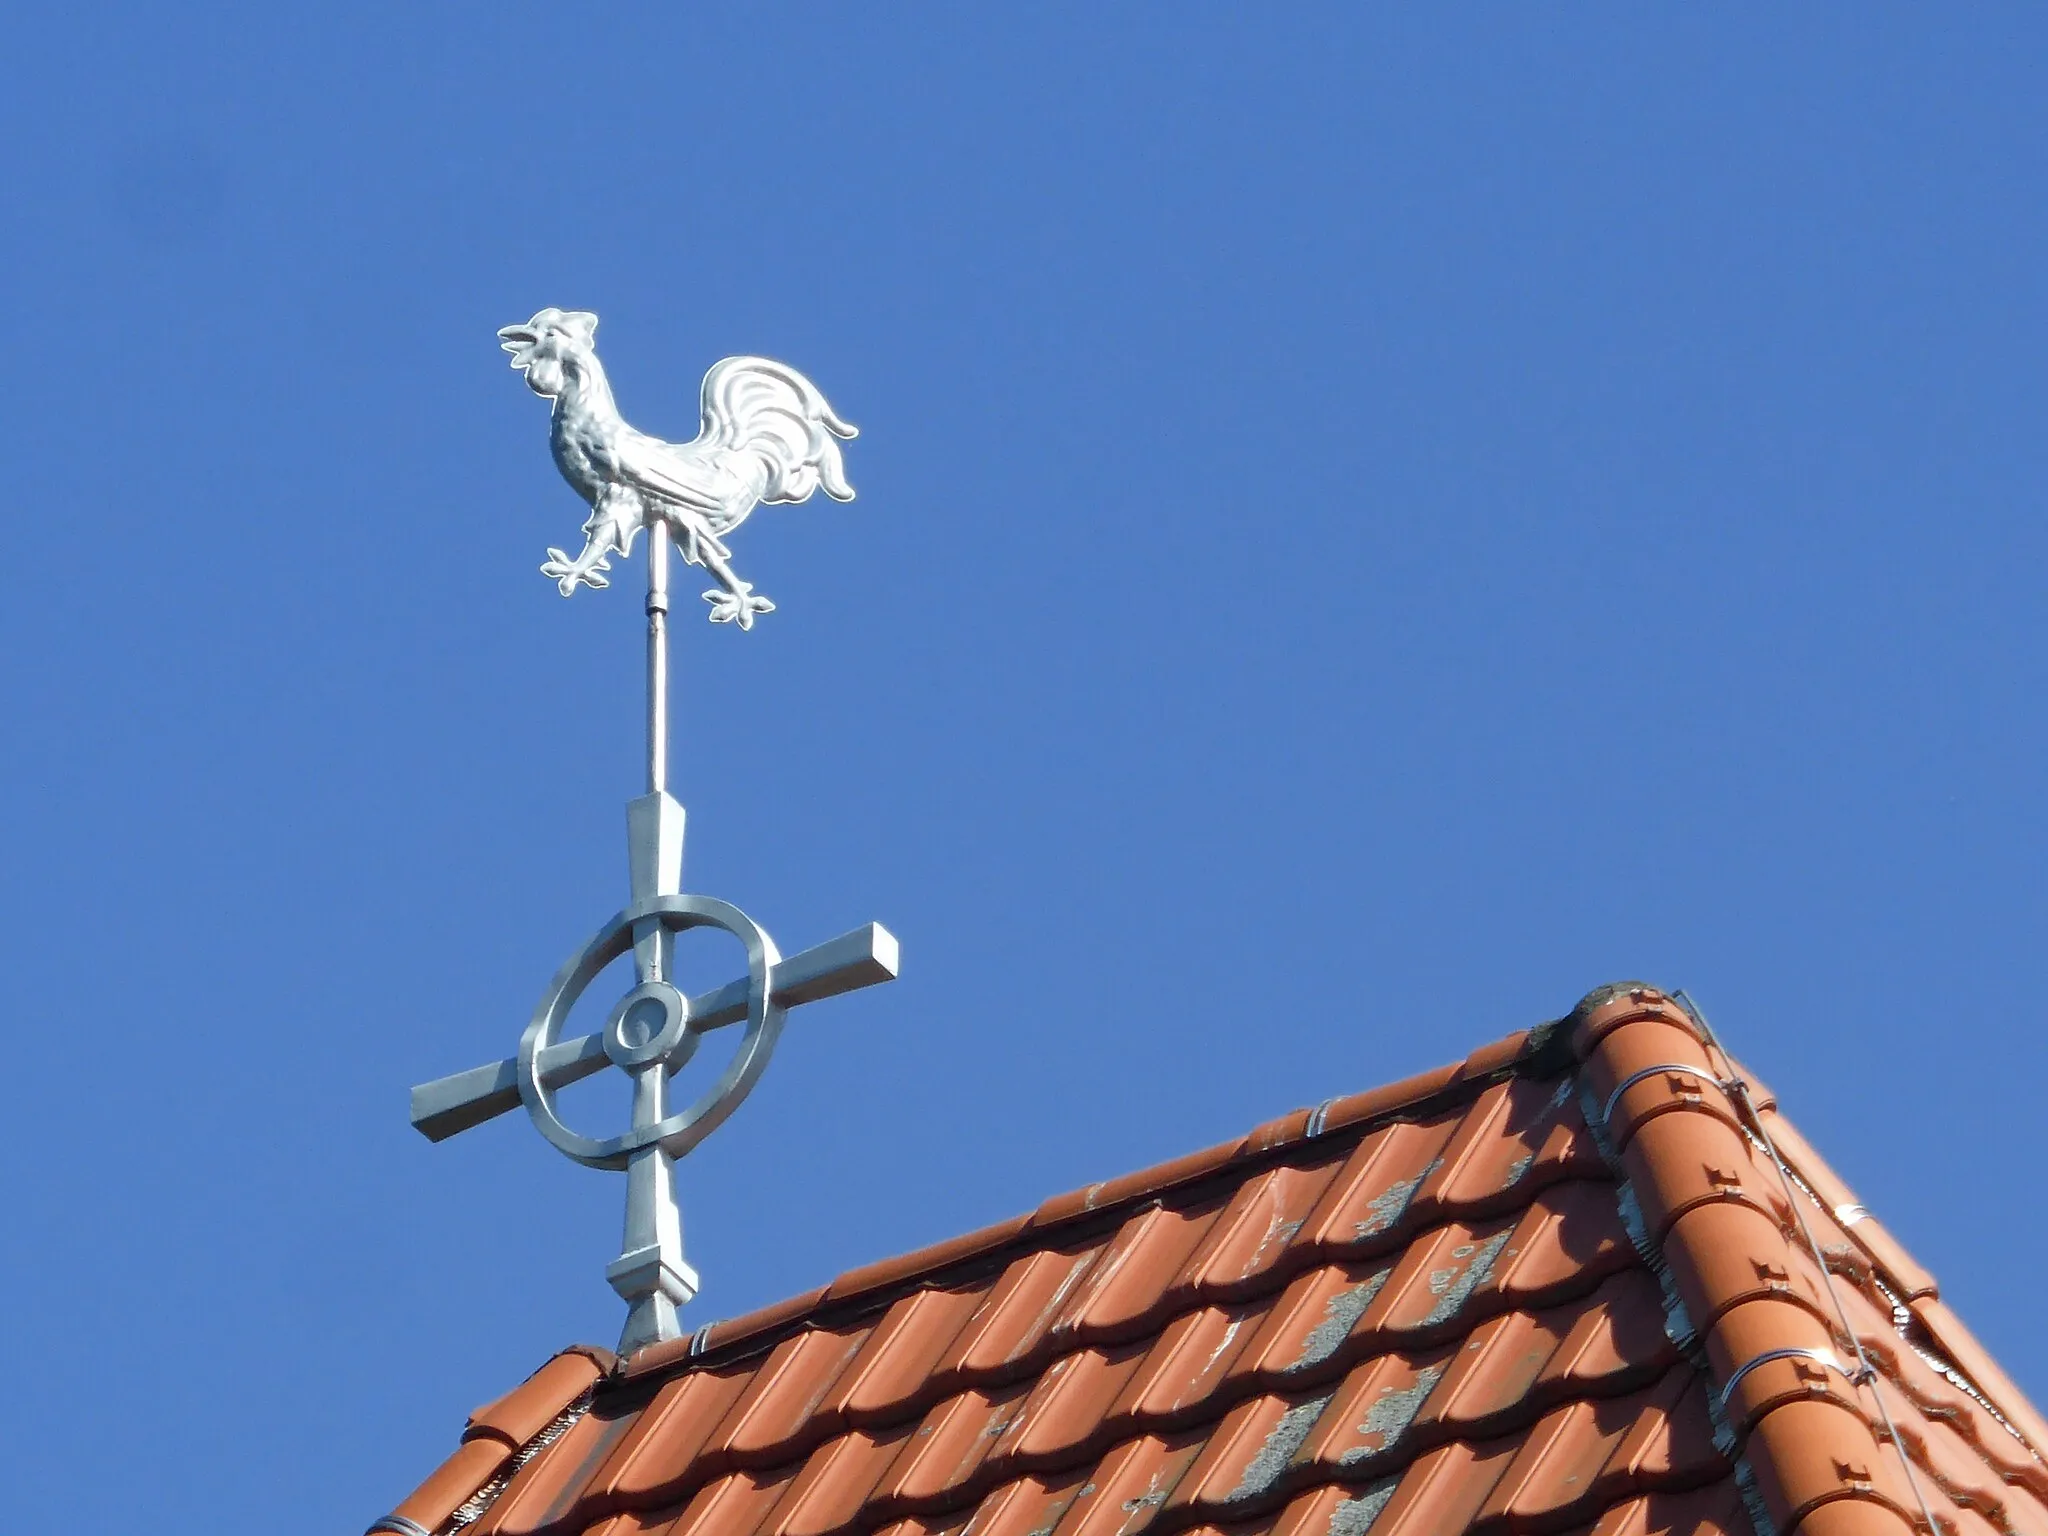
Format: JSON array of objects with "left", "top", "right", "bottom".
[
  {"left": 819, "top": 1287, "right": 987, "bottom": 1428},
  {"left": 1786, "top": 1503, "right": 1917, "bottom": 1536},
  {"left": 1586, "top": 1481, "right": 1756, "bottom": 1535},
  {"left": 1368, "top": 1435, "right": 1520, "bottom": 1534},
  {"left": 663, "top": 1467, "right": 795, "bottom": 1536},
  {"left": 392, "top": 1437, "right": 518, "bottom": 1534},
  {"left": 470, "top": 1352, "right": 612, "bottom": 1449},
  {"left": 1751, "top": 1110, "right": 1941, "bottom": 1307},
  {"left": 1908, "top": 1296, "right": 2048, "bottom": 1470},
  {"left": 1659, "top": 1202, "right": 1836, "bottom": 1338},
  {"left": 472, "top": 1405, "right": 619, "bottom": 1536},
  {"left": 376, "top": 985, "right": 2048, "bottom": 1536},
  {"left": 579, "top": 1369, "right": 745, "bottom": 1510}
]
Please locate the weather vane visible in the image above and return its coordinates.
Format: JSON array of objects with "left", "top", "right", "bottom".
[{"left": 408, "top": 310, "right": 896, "bottom": 1354}]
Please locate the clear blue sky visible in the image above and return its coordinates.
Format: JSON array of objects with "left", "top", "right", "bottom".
[{"left": 4, "top": 8, "right": 2045, "bottom": 1530}]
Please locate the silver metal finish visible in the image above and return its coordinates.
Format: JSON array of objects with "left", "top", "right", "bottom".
[
  {"left": 1303, "top": 1098, "right": 1339, "bottom": 1139},
  {"left": 516, "top": 895, "right": 784, "bottom": 1170},
  {"left": 1598, "top": 1062, "right": 1721, "bottom": 1132},
  {"left": 499, "top": 308, "right": 857, "bottom": 626},
  {"left": 409, "top": 922, "right": 899, "bottom": 1143},
  {"left": 409, "top": 311, "right": 891, "bottom": 1354},
  {"left": 1715, "top": 1346, "right": 1848, "bottom": 1413},
  {"left": 648, "top": 523, "right": 672, "bottom": 789},
  {"left": 417, "top": 844, "right": 897, "bottom": 1353}
]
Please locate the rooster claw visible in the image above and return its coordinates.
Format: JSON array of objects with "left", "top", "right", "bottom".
[
  {"left": 541, "top": 547, "right": 612, "bottom": 596},
  {"left": 704, "top": 585, "right": 775, "bottom": 630}
]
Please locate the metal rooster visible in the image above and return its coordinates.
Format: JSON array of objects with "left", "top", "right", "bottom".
[{"left": 498, "top": 308, "right": 857, "bottom": 627}]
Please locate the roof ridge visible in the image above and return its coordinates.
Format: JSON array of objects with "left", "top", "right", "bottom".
[
  {"left": 1570, "top": 982, "right": 2048, "bottom": 1536},
  {"left": 374, "top": 984, "right": 2048, "bottom": 1536},
  {"left": 380, "top": 1349, "right": 614, "bottom": 1536},
  {"left": 619, "top": 1024, "right": 1572, "bottom": 1382},
  {"left": 1746, "top": 1096, "right": 2048, "bottom": 1465}
]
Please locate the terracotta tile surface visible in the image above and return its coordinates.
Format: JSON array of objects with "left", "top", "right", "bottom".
[{"left": 374, "top": 984, "right": 2048, "bottom": 1536}]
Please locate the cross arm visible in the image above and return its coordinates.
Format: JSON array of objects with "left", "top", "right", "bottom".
[{"left": 409, "top": 922, "right": 899, "bottom": 1143}]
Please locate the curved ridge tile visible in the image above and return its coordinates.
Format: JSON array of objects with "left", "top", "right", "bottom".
[
  {"left": 473, "top": 1407, "right": 626, "bottom": 1536},
  {"left": 470, "top": 1352, "right": 611, "bottom": 1449},
  {"left": 385, "top": 1438, "right": 517, "bottom": 1536},
  {"left": 1575, "top": 988, "right": 1955, "bottom": 1536},
  {"left": 396, "top": 1352, "right": 606, "bottom": 1536}
]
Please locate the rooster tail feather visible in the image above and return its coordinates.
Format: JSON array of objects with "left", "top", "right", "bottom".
[{"left": 699, "top": 356, "right": 859, "bottom": 507}]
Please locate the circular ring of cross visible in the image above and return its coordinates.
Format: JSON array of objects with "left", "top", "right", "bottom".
[{"left": 516, "top": 894, "right": 787, "bottom": 1171}]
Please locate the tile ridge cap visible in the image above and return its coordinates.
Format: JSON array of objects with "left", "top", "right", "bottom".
[
  {"left": 465, "top": 1347, "right": 610, "bottom": 1440},
  {"left": 376, "top": 1345, "right": 612, "bottom": 1536},
  {"left": 616, "top": 1022, "right": 1571, "bottom": 1381},
  {"left": 1749, "top": 1093, "right": 2048, "bottom": 1464},
  {"left": 1579, "top": 988, "right": 1940, "bottom": 1533}
]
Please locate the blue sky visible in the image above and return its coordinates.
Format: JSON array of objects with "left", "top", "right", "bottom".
[{"left": 4, "top": 7, "right": 2046, "bottom": 1530}]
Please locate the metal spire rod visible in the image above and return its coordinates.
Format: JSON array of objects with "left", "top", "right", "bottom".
[
  {"left": 619, "top": 519, "right": 687, "bottom": 1352},
  {"left": 647, "top": 521, "right": 671, "bottom": 796}
]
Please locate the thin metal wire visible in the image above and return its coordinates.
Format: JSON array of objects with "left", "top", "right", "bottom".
[{"left": 1671, "top": 991, "right": 1944, "bottom": 1535}]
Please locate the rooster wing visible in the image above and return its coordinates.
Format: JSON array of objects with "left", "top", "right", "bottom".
[{"left": 611, "top": 429, "right": 756, "bottom": 532}]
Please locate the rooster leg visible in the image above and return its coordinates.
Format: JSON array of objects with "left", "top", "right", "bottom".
[
  {"left": 665, "top": 513, "right": 731, "bottom": 569},
  {"left": 540, "top": 514, "right": 623, "bottom": 597},
  {"left": 688, "top": 533, "right": 775, "bottom": 631}
]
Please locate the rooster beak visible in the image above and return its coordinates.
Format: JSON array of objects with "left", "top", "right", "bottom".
[{"left": 498, "top": 324, "right": 539, "bottom": 356}]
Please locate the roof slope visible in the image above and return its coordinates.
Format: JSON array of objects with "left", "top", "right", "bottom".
[{"left": 374, "top": 985, "right": 2048, "bottom": 1536}]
